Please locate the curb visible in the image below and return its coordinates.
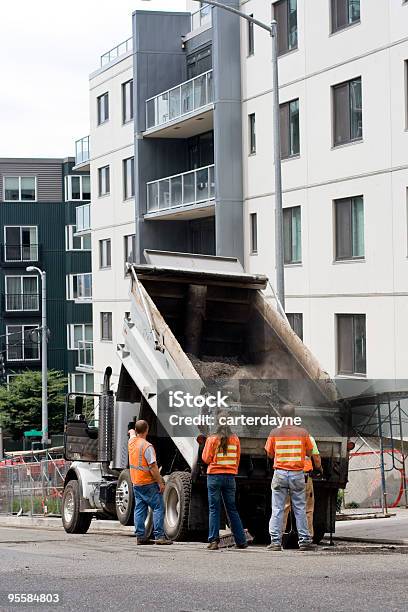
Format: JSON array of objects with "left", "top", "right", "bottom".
[
  {"left": 0, "top": 515, "right": 132, "bottom": 535},
  {"left": 332, "top": 535, "right": 408, "bottom": 546}
]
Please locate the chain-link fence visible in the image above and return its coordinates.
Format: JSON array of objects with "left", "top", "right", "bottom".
[{"left": 0, "top": 458, "right": 70, "bottom": 516}]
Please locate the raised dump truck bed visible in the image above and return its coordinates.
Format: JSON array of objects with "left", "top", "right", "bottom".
[{"left": 63, "top": 252, "right": 349, "bottom": 544}]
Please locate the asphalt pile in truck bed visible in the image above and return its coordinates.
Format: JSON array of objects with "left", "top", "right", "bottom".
[{"left": 187, "top": 354, "right": 248, "bottom": 380}]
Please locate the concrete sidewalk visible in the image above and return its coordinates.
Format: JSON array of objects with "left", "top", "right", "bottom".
[
  {"left": 333, "top": 508, "right": 408, "bottom": 545},
  {"left": 0, "top": 514, "right": 132, "bottom": 535}
]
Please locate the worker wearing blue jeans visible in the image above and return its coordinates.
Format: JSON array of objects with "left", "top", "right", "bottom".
[
  {"left": 207, "top": 474, "right": 247, "bottom": 547},
  {"left": 269, "top": 469, "right": 312, "bottom": 547},
  {"left": 133, "top": 482, "right": 165, "bottom": 540}
]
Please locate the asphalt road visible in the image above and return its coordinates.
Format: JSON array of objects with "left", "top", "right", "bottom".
[{"left": 0, "top": 527, "right": 407, "bottom": 612}]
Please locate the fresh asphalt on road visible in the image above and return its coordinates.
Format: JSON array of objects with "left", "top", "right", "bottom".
[{"left": 0, "top": 527, "right": 407, "bottom": 612}]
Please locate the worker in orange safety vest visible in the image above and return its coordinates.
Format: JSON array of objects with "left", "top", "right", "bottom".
[
  {"left": 283, "top": 435, "right": 322, "bottom": 537},
  {"left": 128, "top": 419, "right": 172, "bottom": 545},
  {"left": 202, "top": 414, "right": 247, "bottom": 550}
]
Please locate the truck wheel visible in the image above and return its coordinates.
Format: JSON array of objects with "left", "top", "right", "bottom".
[
  {"left": 116, "top": 470, "right": 134, "bottom": 526},
  {"left": 116, "top": 470, "right": 153, "bottom": 537},
  {"left": 163, "top": 471, "right": 191, "bottom": 541},
  {"left": 62, "top": 480, "right": 92, "bottom": 534}
]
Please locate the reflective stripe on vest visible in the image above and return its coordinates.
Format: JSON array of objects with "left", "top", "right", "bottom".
[
  {"left": 274, "top": 439, "right": 302, "bottom": 462},
  {"left": 215, "top": 444, "right": 238, "bottom": 466},
  {"left": 129, "top": 440, "right": 151, "bottom": 472},
  {"left": 129, "top": 438, "right": 155, "bottom": 485}
]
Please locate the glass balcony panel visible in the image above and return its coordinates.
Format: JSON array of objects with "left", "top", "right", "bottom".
[
  {"left": 157, "top": 93, "right": 169, "bottom": 125},
  {"left": 23, "top": 294, "right": 39, "bottom": 311},
  {"left": 147, "top": 182, "right": 159, "bottom": 212},
  {"left": 78, "top": 341, "right": 93, "bottom": 368},
  {"left": 209, "top": 166, "right": 215, "bottom": 199},
  {"left": 181, "top": 81, "right": 194, "bottom": 115},
  {"left": 194, "top": 74, "right": 207, "bottom": 109},
  {"left": 169, "top": 87, "right": 181, "bottom": 121},
  {"left": 207, "top": 71, "right": 214, "bottom": 103},
  {"left": 183, "top": 171, "right": 196, "bottom": 205},
  {"left": 146, "top": 99, "right": 156, "bottom": 129},
  {"left": 158, "top": 179, "right": 171, "bottom": 210},
  {"left": 170, "top": 175, "right": 183, "bottom": 208},
  {"left": 196, "top": 167, "right": 209, "bottom": 202}
]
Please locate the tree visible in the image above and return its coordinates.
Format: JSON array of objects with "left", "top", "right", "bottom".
[{"left": 0, "top": 370, "right": 66, "bottom": 440}]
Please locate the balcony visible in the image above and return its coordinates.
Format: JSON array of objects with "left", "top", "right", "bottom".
[
  {"left": 100, "top": 37, "right": 132, "bottom": 68},
  {"left": 4, "top": 293, "right": 39, "bottom": 314},
  {"left": 3, "top": 244, "right": 40, "bottom": 265},
  {"left": 77, "top": 341, "right": 93, "bottom": 370},
  {"left": 145, "top": 70, "right": 214, "bottom": 138},
  {"left": 191, "top": 4, "right": 212, "bottom": 31},
  {"left": 146, "top": 165, "right": 215, "bottom": 220},
  {"left": 75, "top": 203, "right": 91, "bottom": 234},
  {"left": 74, "top": 136, "right": 90, "bottom": 171}
]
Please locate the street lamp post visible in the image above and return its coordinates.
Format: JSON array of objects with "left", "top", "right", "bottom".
[
  {"left": 142, "top": 0, "right": 285, "bottom": 310},
  {"left": 26, "top": 266, "right": 48, "bottom": 447}
]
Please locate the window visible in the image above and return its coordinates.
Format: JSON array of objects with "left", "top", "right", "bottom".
[
  {"left": 250, "top": 213, "right": 258, "bottom": 254},
  {"left": 331, "top": 0, "right": 360, "bottom": 33},
  {"left": 98, "top": 166, "right": 110, "bottom": 196},
  {"left": 76, "top": 203, "right": 91, "bottom": 232},
  {"left": 123, "top": 157, "right": 135, "bottom": 200},
  {"left": 67, "top": 324, "right": 93, "bottom": 350},
  {"left": 65, "top": 175, "right": 91, "bottom": 201},
  {"left": 4, "top": 226, "right": 38, "bottom": 262},
  {"left": 124, "top": 234, "right": 136, "bottom": 267},
  {"left": 99, "top": 239, "right": 111, "bottom": 268},
  {"left": 69, "top": 373, "right": 94, "bottom": 394},
  {"left": 283, "top": 206, "right": 301, "bottom": 264},
  {"left": 286, "top": 313, "right": 303, "bottom": 341},
  {"left": 101, "top": 312, "right": 112, "bottom": 341},
  {"left": 337, "top": 314, "right": 366, "bottom": 375},
  {"left": 67, "top": 274, "right": 92, "bottom": 301},
  {"left": 248, "top": 14, "right": 254, "bottom": 56},
  {"left": 274, "top": 0, "right": 298, "bottom": 55},
  {"left": 280, "top": 99, "right": 300, "bottom": 158},
  {"left": 249, "top": 113, "right": 256, "bottom": 154},
  {"left": 335, "top": 196, "right": 364, "bottom": 260},
  {"left": 333, "top": 77, "right": 362, "bottom": 146},
  {"left": 122, "top": 79, "right": 134, "bottom": 123},
  {"left": 4, "top": 177, "right": 36, "bottom": 201},
  {"left": 5, "top": 276, "right": 39, "bottom": 312},
  {"left": 6, "top": 325, "right": 40, "bottom": 362},
  {"left": 97, "top": 92, "right": 109, "bottom": 125},
  {"left": 65, "top": 226, "right": 91, "bottom": 251}
]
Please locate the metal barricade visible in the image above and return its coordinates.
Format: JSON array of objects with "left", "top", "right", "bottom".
[{"left": 0, "top": 457, "right": 70, "bottom": 516}]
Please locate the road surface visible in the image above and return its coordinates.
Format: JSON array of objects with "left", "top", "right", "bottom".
[{"left": 0, "top": 527, "right": 407, "bottom": 611}]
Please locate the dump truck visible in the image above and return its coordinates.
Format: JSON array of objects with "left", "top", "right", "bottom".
[{"left": 62, "top": 251, "right": 350, "bottom": 544}]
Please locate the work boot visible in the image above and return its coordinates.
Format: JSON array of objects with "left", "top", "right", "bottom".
[
  {"left": 135, "top": 537, "right": 151, "bottom": 545},
  {"left": 234, "top": 543, "right": 248, "bottom": 549},
  {"left": 299, "top": 543, "right": 317, "bottom": 551},
  {"left": 207, "top": 541, "right": 219, "bottom": 550},
  {"left": 155, "top": 538, "right": 173, "bottom": 545},
  {"left": 266, "top": 543, "right": 282, "bottom": 551}
]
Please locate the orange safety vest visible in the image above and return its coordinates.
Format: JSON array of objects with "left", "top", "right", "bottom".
[
  {"left": 265, "top": 427, "right": 313, "bottom": 472},
  {"left": 128, "top": 437, "right": 155, "bottom": 486},
  {"left": 203, "top": 435, "right": 240, "bottom": 475}
]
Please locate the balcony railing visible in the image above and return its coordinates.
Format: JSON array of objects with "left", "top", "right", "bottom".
[
  {"left": 76, "top": 203, "right": 91, "bottom": 233},
  {"left": 146, "top": 70, "right": 213, "bottom": 131},
  {"left": 3, "top": 244, "right": 39, "bottom": 263},
  {"left": 78, "top": 341, "right": 93, "bottom": 369},
  {"left": 75, "top": 136, "right": 90, "bottom": 166},
  {"left": 147, "top": 165, "right": 215, "bottom": 214},
  {"left": 101, "top": 37, "right": 132, "bottom": 67},
  {"left": 191, "top": 4, "right": 212, "bottom": 30},
  {"left": 5, "top": 293, "right": 39, "bottom": 312}
]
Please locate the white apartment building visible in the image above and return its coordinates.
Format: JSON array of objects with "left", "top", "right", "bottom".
[
  {"left": 85, "top": 39, "right": 135, "bottom": 392},
  {"left": 241, "top": 0, "right": 408, "bottom": 380}
]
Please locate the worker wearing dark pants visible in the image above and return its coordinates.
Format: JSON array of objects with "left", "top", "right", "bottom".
[{"left": 128, "top": 420, "right": 172, "bottom": 545}]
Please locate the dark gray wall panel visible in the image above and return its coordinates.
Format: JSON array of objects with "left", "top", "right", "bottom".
[{"left": 0, "top": 160, "right": 63, "bottom": 202}]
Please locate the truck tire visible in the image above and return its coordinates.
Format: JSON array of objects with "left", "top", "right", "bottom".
[
  {"left": 116, "top": 470, "right": 135, "bottom": 526},
  {"left": 116, "top": 470, "right": 153, "bottom": 537},
  {"left": 62, "top": 480, "right": 92, "bottom": 534},
  {"left": 163, "top": 471, "right": 191, "bottom": 541}
]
